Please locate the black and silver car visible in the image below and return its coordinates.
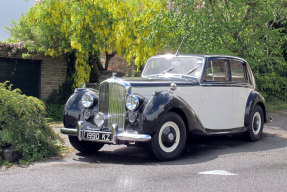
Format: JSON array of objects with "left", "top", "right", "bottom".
[{"left": 61, "top": 54, "right": 271, "bottom": 160}]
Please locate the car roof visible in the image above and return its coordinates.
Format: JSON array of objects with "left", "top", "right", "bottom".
[{"left": 149, "top": 54, "right": 248, "bottom": 63}]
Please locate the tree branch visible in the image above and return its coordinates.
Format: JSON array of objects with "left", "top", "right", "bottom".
[{"left": 104, "top": 51, "right": 117, "bottom": 71}]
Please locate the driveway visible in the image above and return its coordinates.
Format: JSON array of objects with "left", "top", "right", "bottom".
[{"left": 0, "top": 111, "right": 287, "bottom": 192}]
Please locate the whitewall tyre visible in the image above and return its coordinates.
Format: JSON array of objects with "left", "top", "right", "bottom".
[
  {"left": 151, "top": 112, "right": 186, "bottom": 161},
  {"left": 244, "top": 105, "right": 264, "bottom": 141}
]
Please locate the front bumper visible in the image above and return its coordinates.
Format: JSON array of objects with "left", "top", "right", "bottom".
[{"left": 60, "top": 121, "right": 151, "bottom": 144}]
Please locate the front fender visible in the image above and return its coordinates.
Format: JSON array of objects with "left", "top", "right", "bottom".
[
  {"left": 141, "top": 90, "right": 205, "bottom": 135},
  {"left": 63, "top": 88, "right": 98, "bottom": 128}
]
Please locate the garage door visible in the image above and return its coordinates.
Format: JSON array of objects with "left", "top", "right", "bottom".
[{"left": 0, "top": 58, "right": 41, "bottom": 98}]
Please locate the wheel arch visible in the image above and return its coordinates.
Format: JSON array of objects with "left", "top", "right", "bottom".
[
  {"left": 244, "top": 91, "right": 269, "bottom": 127},
  {"left": 168, "top": 108, "right": 189, "bottom": 134},
  {"left": 256, "top": 102, "right": 267, "bottom": 123}
]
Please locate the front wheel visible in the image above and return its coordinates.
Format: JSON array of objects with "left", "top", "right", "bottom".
[
  {"left": 68, "top": 136, "right": 104, "bottom": 153},
  {"left": 151, "top": 112, "right": 186, "bottom": 161},
  {"left": 244, "top": 105, "right": 264, "bottom": 141}
]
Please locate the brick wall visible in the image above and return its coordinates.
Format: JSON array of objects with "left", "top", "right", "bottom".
[
  {"left": 0, "top": 50, "right": 67, "bottom": 100},
  {"left": 101, "top": 54, "right": 134, "bottom": 76},
  {"left": 39, "top": 56, "right": 67, "bottom": 100}
]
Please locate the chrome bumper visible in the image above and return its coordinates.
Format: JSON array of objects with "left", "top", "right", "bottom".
[{"left": 60, "top": 121, "right": 151, "bottom": 144}]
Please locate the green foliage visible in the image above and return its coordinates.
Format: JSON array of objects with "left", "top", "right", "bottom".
[
  {"left": 1, "top": 161, "right": 11, "bottom": 167},
  {"left": 45, "top": 76, "right": 74, "bottom": 105},
  {"left": 0, "top": 82, "right": 63, "bottom": 165},
  {"left": 9, "top": 0, "right": 171, "bottom": 86},
  {"left": 44, "top": 76, "right": 74, "bottom": 121},
  {"left": 7, "top": 0, "right": 287, "bottom": 101},
  {"left": 167, "top": 0, "right": 287, "bottom": 102},
  {"left": 267, "top": 101, "right": 287, "bottom": 112},
  {"left": 44, "top": 104, "right": 65, "bottom": 122}
]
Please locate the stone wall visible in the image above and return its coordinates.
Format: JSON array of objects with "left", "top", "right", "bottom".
[{"left": 0, "top": 50, "right": 67, "bottom": 100}]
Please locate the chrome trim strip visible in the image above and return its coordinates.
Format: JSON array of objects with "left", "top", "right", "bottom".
[
  {"left": 205, "top": 127, "right": 247, "bottom": 135},
  {"left": 201, "top": 82, "right": 251, "bottom": 88}
]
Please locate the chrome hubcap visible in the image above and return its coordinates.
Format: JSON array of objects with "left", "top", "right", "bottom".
[{"left": 168, "top": 133, "right": 175, "bottom": 141}]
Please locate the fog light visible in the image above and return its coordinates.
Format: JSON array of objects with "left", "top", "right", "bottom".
[
  {"left": 128, "top": 111, "right": 137, "bottom": 123},
  {"left": 94, "top": 112, "right": 105, "bottom": 127},
  {"left": 84, "top": 110, "right": 91, "bottom": 120}
]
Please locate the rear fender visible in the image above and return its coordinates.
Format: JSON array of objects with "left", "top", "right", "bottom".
[{"left": 244, "top": 91, "right": 269, "bottom": 127}]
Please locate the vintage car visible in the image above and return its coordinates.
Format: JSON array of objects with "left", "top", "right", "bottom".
[{"left": 61, "top": 54, "right": 271, "bottom": 160}]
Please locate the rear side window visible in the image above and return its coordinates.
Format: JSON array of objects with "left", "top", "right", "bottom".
[
  {"left": 205, "top": 59, "right": 227, "bottom": 82},
  {"left": 230, "top": 60, "right": 246, "bottom": 83}
]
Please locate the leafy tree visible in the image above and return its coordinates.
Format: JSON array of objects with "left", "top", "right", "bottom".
[
  {"left": 9, "top": 0, "right": 171, "bottom": 86},
  {"left": 167, "top": 0, "right": 287, "bottom": 101}
]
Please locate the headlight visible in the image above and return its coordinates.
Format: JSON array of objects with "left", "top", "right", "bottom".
[
  {"left": 81, "top": 92, "right": 94, "bottom": 108},
  {"left": 126, "top": 95, "right": 139, "bottom": 111}
]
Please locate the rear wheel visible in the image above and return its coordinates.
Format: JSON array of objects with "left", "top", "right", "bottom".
[
  {"left": 68, "top": 136, "right": 104, "bottom": 153},
  {"left": 151, "top": 112, "right": 186, "bottom": 161},
  {"left": 244, "top": 105, "right": 264, "bottom": 141}
]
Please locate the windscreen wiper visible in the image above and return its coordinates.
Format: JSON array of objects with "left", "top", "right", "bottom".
[
  {"left": 160, "top": 66, "right": 174, "bottom": 74},
  {"left": 187, "top": 66, "right": 199, "bottom": 74}
]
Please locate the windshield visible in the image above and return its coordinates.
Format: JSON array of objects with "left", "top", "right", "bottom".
[{"left": 142, "top": 56, "right": 204, "bottom": 78}]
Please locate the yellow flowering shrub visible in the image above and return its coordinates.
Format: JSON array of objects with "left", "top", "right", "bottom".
[{"left": 9, "top": 0, "right": 171, "bottom": 86}]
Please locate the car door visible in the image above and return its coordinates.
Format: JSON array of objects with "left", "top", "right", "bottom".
[
  {"left": 230, "top": 59, "right": 253, "bottom": 128},
  {"left": 198, "top": 58, "right": 233, "bottom": 130}
]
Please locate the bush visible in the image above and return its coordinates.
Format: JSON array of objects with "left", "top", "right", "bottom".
[
  {"left": 45, "top": 104, "right": 65, "bottom": 121},
  {"left": 44, "top": 76, "right": 74, "bottom": 121},
  {"left": 0, "top": 82, "right": 63, "bottom": 165},
  {"left": 45, "top": 76, "right": 74, "bottom": 105}
]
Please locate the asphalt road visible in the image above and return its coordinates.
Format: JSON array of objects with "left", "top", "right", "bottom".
[{"left": 1, "top": 111, "right": 287, "bottom": 192}]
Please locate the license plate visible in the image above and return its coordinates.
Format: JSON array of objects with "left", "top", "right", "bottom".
[{"left": 84, "top": 131, "right": 111, "bottom": 141}]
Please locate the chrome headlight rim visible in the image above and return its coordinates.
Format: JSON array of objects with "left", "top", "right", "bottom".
[
  {"left": 126, "top": 94, "right": 140, "bottom": 111},
  {"left": 81, "top": 92, "right": 94, "bottom": 108}
]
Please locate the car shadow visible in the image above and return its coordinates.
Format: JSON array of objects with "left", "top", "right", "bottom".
[{"left": 73, "top": 128, "right": 287, "bottom": 166}]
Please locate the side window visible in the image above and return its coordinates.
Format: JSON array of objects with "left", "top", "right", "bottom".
[
  {"left": 205, "top": 59, "right": 227, "bottom": 82},
  {"left": 230, "top": 60, "right": 246, "bottom": 83}
]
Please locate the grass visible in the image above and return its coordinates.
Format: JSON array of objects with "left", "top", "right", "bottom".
[{"left": 266, "top": 101, "right": 287, "bottom": 112}]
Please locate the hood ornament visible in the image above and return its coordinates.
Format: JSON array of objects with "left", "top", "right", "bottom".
[
  {"left": 112, "top": 72, "right": 117, "bottom": 78},
  {"left": 80, "top": 82, "right": 86, "bottom": 88}
]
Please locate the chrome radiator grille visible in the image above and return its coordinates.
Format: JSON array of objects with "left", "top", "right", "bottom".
[{"left": 99, "top": 81, "right": 127, "bottom": 129}]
